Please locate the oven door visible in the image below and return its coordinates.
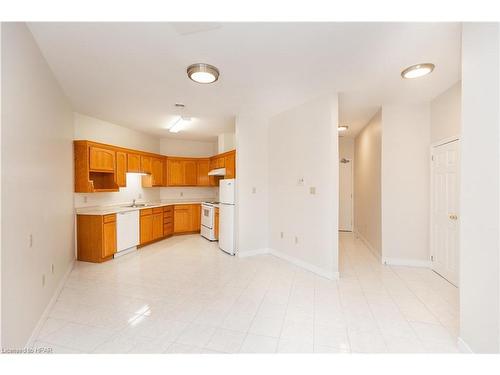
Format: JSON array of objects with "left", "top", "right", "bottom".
[{"left": 201, "top": 204, "right": 214, "bottom": 229}]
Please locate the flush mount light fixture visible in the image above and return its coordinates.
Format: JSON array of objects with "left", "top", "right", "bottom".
[
  {"left": 187, "top": 63, "right": 220, "bottom": 84},
  {"left": 338, "top": 125, "right": 349, "bottom": 132},
  {"left": 401, "top": 63, "right": 435, "bottom": 79},
  {"left": 167, "top": 116, "right": 192, "bottom": 133}
]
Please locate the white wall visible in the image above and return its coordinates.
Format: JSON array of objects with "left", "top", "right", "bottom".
[
  {"left": 1, "top": 23, "right": 75, "bottom": 347},
  {"left": 354, "top": 110, "right": 382, "bottom": 256},
  {"left": 218, "top": 132, "right": 236, "bottom": 154},
  {"left": 381, "top": 104, "right": 431, "bottom": 264},
  {"left": 160, "top": 187, "right": 217, "bottom": 201},
  {"left": 460, "top": 23, "right": 499, "bottom": 353},
  {"left": 431, "top": 81, "right": 461, "bottom": 143},
  {"left": 268, "top": 94, "right": 339, "bottom": 279},
  {"left": 235, "top": 115, "right": 269, "bottom": 255},
  {"left": 160, "top": 138, "right": 217, "bottom": 157},
  {"left": 74, "top": 112, "right": 160, "bottom": 153},
  {"left": 339, "top": 137, "right": 354, "bottom": 160}
]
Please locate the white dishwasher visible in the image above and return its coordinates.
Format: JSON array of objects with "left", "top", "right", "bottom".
[{"left": 115, "top": 210, "right": 139, "bottom": 257}]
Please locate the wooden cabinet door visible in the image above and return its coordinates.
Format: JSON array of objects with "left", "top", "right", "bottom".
[
  {"left": 190, "top": 204, "right": 201, "bottom": 231},
  {"left": 224, "top": 152, "right": 236, "bottom": 179},
  {"left": 162, "top": 157, "right": 169, "bottom": 186},
  {"left": 152, "top": 213, "right": 163, "bottom": 240},
  {"left": 184, "top": 160, "right": 198, "bottom": 186},
  {"left": 89, "top": 146, "right": 115, "bottom": 172},
  {"left": 115, "top": 151, "right": 127, "bottom": 187},
  {"left": 168, "top": 159, "right": 184, "bottom": 186},
  {"left": 197, "top": 159, "right": 210, "bottom": 186},
  {"left": 141, "top": 156, "right": 153, "bottom": 174},
  {"left": 140, "top": 214, "right": 153, "bottom": 244},
  {"left": 214, "top": 208, "right": 219, "bottom": 239},
  {"left": 102, "top": 220, "right": 117, "bottom": 258},
  {"left": 151, "top": 158, "right": 163, "bottom": 186},
  {"left": 216, "top": 156, "right": 225, "bottom": 168},
  {"left": 209, "top": 158, "right": 218, "bottom": 186},
  {"left": 174, "top": 206, "right": 190, "bottom": 233},
  {"left": 127, "top": 153, "right": 141, "bottom": 173}
]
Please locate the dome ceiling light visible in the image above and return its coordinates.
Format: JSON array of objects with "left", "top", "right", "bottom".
[
  {"left": 401, "top": 63, "right": 435, "bottom": 79},
  {"left": 187, "top": 63, "right": 220, "bottom": 84}
]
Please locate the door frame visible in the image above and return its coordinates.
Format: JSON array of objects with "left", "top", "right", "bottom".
[
  {"left": 339, "top": 157, "right": 354, "bottom": 232},
  {"left": 429, "top": 135, "right": 460, "bottom": 286}
]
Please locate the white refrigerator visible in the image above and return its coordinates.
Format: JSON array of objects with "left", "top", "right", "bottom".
[{"left": 219, "top": 178, "right": 236, "bottom": 255}]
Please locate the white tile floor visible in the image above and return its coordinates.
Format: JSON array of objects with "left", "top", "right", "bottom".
[{"left": 32, "top": 232, "right": 460, "bottom": 353}]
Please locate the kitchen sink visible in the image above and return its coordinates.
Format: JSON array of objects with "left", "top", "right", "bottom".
[{"left": 124, "top": 203, "right": 148, "bottom": 208}]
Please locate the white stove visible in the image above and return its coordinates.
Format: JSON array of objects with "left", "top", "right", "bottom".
[{"left": 200, "top": 201, "right": 219, "bottom": 241}]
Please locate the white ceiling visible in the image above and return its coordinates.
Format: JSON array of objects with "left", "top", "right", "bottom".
[{"left": 28, "top": 22, "right": 461, "bottom": 141}]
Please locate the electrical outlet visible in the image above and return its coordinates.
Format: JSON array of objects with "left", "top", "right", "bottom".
[
  {"left": 252, "top": 187, "right": 257, "bottom": 194},
  {"left": 294, "top": 236, "right": 299, "bottom": 245},
  {"left": 29, "top": 234, "right": 33, "bottom": 248},
  {"left": 309, "top": 186, "right": 316, "bottom": 195},
  {"left": 297, "top": 178, "right": 305, "bottom": 186},
  {"left": 280, "top": 232, "right": 284, "bottom": 239},
  {"left": 83, "top": 196, "right": 88, "bottom": 203},
  {"left": 180, "top": 192, "right": 184, "bottom": 197},
  {"left": 138, "top": 193, "right": 142, "bottom": 199},
  {"left": 42, "top": 274, "right": 46, "bottom": 287},
  {"left": 51, "top": 264, "right": 55, "bottom": 274}
]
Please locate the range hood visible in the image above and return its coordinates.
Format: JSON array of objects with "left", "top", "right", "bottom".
[{"left": 208, "top": 168, "right": 226, "bottom": 176}]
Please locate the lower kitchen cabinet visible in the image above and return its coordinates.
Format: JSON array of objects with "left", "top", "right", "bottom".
[
  {"left": 214, "top": 207, "right": 219, "bottom": 240},
  {"left": 152, "top": 211, "right": 163, "bottom": 239},
  {"left": 140, "top": 208, "right": 164, "bottom": 245},
  {"left": 174, "top": 204, "right": 201, "bottom": 234},
  {"left": 163, "top": 205, "right": 174, "bottom": 236},
  {"left": 77, "top": 214, "right": 117, "bottom": 263},
  {"left": 140, "top": 210, "right": 153, "bottom": 244},
  {"left": 76, "top": 203, "right": 202, "bottom": 263},
  {"left": 173, "top": 205, "right": 190, "bottom": 233}
]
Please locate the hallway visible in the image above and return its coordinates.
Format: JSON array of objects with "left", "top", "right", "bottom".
[
  {"left": 339, "top": 232, "right": 459, "bottom": 352},
  {"left": 32, "top": 233, "right": 459, "bottom": 353}
]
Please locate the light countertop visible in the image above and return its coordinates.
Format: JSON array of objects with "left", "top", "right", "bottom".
[{"left": 75, "top": 198, "right": 216, "bottom": 215}]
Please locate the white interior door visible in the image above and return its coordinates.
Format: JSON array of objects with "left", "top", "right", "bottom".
[
  {"left": 431, "top": 139, "right": 460, "bottom": 286},
  {"left": 339, "top": 158, "right": 353, "bottom": 231}
]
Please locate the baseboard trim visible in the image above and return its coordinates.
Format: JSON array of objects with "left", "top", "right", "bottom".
[
  {"left": 457, "top": 337, "right": 473, "bottom": 353},
  {"left": 269, "top": 248, "right": 338, "bottom": 280},
  {"left": 26, "top": 259, "right": 75, "bottom": 348},
  {"left": 236, "top": 247, "right": 339, "bottom": 280},
  {"left": 382, "top": 257, "right": 431, "bottom": 268},
  {"left": 237, "top": 248, "right": 270, "bottom": 258}
]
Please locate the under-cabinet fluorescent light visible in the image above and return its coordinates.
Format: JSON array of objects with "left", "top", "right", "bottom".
[{"left": 168, "top": 116, "right": 191, "bottom": 133}]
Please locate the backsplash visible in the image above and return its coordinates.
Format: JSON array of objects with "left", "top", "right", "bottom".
[
  {"left": 160, "top": 186, "right": 218, "bottom": 201},
  {"left": 74, "top": 173, "right": 219, "bottom": 209}
]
